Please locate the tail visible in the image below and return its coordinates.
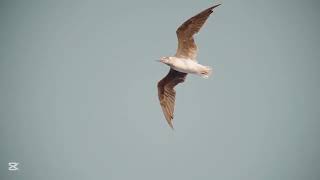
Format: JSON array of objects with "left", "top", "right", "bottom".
[{"left": 199, "top": 66, "right": 213, "bottom": 79}]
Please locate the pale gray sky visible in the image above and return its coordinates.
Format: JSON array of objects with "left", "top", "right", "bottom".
[{"left": 1, "top": 0, "right": 320, "bottom": 179}]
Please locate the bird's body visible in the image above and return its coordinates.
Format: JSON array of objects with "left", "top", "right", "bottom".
[
  {"left": 157, "top": 4, "right": 221, "bottom": 129},
  {"left": 165, "top": 57, "right": 212, "bottom": 78}
]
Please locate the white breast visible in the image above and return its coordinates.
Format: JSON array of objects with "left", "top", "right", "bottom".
[{"left": 171, "top": 58, "right": 201, "bottom": 74}]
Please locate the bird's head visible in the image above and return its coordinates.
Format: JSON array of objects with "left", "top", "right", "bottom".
[{"left": 158, "top": 56, "right": 172, "bottom": 65}]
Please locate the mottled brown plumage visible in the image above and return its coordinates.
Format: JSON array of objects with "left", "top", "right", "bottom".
[
  {"left": 157, "top": 69, "right": 187, "bottom": 129},
  {"left": 157, "top": 4, "right": 221, "bottom": 128},
  {"left": 175, "top": 4, "right": 221, "bottom": 60}
]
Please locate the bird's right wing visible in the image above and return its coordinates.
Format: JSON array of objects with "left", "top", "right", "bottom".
[
  {"left": 175, "top": 4, "right": 221, "bottom": 60},
  {"left": 157, "top": 69, "right": 187, "bottom": 129}
]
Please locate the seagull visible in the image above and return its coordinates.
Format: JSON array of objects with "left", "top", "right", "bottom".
[{"left": 157, "top": 4, "right": 221, "bottom": 129}]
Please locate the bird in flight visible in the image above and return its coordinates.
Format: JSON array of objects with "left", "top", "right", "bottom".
[{"left": 157, "top": 4, "right": 221, "bottom": 129}]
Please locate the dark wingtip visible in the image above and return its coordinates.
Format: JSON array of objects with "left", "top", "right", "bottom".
[
  {"left": 168, "top": 120, "right": 175, "bottom": 130},
  {"left": 211, "top": 3, "right": 222, "bottom": 9}
]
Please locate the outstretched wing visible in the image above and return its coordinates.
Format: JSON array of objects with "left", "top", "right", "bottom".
[
  {"left": 175, "top": 4, "right": 221, "bottom": 60},
  {"left": 157, "top": 69, "right": 187, "bottom": 129}
]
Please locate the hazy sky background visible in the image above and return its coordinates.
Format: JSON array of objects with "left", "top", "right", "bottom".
[{"left": 1, "top": 0, "right": 320, "bottom": 179}]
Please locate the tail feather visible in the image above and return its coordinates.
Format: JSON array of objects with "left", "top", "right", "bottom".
[{"left": 199, "top": 66, "right": 212, "bottom": 79}]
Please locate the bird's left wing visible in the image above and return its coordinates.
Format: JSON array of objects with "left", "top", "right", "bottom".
[
  {"left": 175, "top": 4, "right": 221, "bottom": 60},
  {"left": 157, "top": 69, "right": 187, "bottom": 129}
]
